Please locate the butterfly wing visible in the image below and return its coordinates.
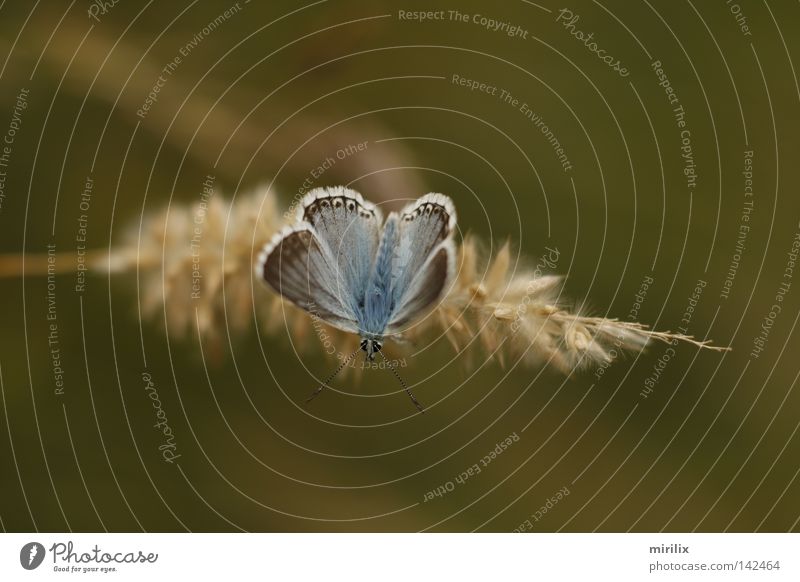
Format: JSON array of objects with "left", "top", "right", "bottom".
[
  {"left": 258, "top": 187, "right": 383, "bottom": 334},
  {"left": 257, "top": 225, "right": 360, "bottom": 333},
  {"left": 386, "top": 193, "right": 456, "bottom": 333},
  {"left": 298, "top": 187, "right": 383, "bottom": 307},
  {"left": 259, "top": 188, "right": 455, "bottom": 337}
]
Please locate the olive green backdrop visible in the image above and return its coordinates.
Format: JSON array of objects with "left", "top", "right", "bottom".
[{"left": 0, "top": 0, "right": 798, "bottom": 532}]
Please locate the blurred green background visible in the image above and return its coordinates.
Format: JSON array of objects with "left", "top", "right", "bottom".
[{"left": 0, "top": 0, "right": 799, "bottom": 532}]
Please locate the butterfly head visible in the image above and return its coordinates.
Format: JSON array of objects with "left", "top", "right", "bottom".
[{"left": 360, "top": 337, "right": 382, "bottom": 361}]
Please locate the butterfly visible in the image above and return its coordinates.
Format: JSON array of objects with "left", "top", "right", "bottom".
[{"left": 256, "top": 186, "right": 457, "bottom": 412}]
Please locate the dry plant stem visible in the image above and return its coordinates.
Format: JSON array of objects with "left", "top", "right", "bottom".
[
  {"left": 422, "top": 237, "right": 730, "bottom": 373},
  {"left": 0, "top": 251, "right": 137, "bottom": 278},
  {"left": 3, "top": 187, "right": 730, "bottom": 373},
  {"left": 28, "top": 21, "right": 426, "bottom": 202}
]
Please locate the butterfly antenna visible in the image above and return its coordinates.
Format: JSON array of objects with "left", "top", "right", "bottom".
[
  {"left": 305, "top": 347, "right": 360, "bottom": 405},
  {"left": 379, "top": 351, "right": 425, "bottom": 413}
]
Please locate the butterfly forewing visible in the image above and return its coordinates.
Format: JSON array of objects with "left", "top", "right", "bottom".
[
  {"left": 386, "top": 240, "right": 454, "bottom": 332},
  {"left": 300, "top": 187, "right": 383, "bottom": 308},
  {"left": 386, "top": 194, "right": 456, "bottom": 332},
  {"left": 259, "top": 225, "right": 359, "bottom": 333}
]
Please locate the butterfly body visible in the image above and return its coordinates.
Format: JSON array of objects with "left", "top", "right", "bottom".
[
  {"left": 257, "top": 187, "right": 456, "bottom": 361},
  {"left": 360, "top": 213, "right": 408, "bottom": 351}
]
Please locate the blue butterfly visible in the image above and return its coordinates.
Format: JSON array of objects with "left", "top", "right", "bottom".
[{"left": 257, "top": 186, "right": 457, "bottom": 411}]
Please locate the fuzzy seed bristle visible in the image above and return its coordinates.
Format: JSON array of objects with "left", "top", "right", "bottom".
[{"left": 5, "top": 186, "right": 726, "bottom": 373}]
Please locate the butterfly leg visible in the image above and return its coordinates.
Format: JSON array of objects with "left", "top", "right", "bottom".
[
  {"left": 379, "top": 351, "right": 425, "bottom": 413},
  {"left": 305, "top": 347, "right": 361, "bottom": 405}
]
